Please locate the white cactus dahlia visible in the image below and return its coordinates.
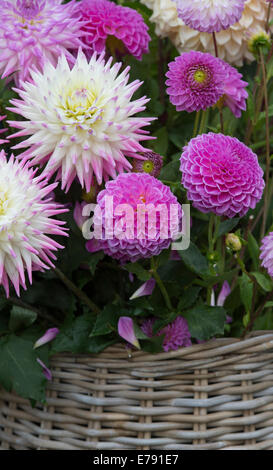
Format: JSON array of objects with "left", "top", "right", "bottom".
[
  {"left": 0, "top": 151, "right": 67, "bottom": 297},
  {"left": 8, "top": 50, "right": 154, "bottom": 192},
  {"left": 0, "top": 0, "right": 86, "bottom": 85}
]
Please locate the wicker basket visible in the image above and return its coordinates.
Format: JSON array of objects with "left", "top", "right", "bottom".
[{"left": 1, "top": 331, "right": 273, "bottom": 450}]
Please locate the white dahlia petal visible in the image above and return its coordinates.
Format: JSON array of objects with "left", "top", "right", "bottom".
[
  {"left": 8, "top": 50, "right": 155, "bottom": 192},
  {"left": 141, "top": 0, "right": 270, "bottom": 66},
  {"left": 0, "top": 150, "right": 67, "bottom": 297}
]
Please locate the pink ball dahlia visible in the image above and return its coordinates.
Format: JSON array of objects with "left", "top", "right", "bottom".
[
  {"left": 219, "top": 59, "right": 248, "bottom": 118},
  {"left": 260, "top": 232, "right": 273, "bottom": 278},
  {"left": 165, "top": 51, "right": 226, "bottom": 113},
  {"left": 0, "top": 0, "right": 85, "bottom": 85},
  {"left": 141, "top": 316, "right": 192, "bottom": 352},
  {"left": 80, "top": 0, "right": 150, "bottom": 61},
  {"left": 0, "top": 150, "right": 67, "bottom": 297},
  {"left": 8, "top": 50, "right": 154, "bottom": 192},
  {"left": 180, "top": 133, "right": 264, "bottom": 218},
  {"left": 174, "top": 0, "right": 246, "bottom": 33},
  {"left": 87, "top": 172, "right": 182, "bottom": 263},
  {"left": 132, "top": 151, "right": 163, "bottom": 178}
]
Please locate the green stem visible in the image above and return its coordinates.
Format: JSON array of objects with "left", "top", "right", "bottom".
[
  {"left": 260, "top": 49, "right": 271, "bottom": 239},
  {"left": 198, "top": 109, "right": 207, "bottom": 135},
  {"left": 151, "top": 258, "right": 173, "bottom": 310},
  {"left": 193, "top": 111, "right": 201, "bottom": 137},
  {"left": 54, "top": 267, "right": 101, "bottom": 315}
]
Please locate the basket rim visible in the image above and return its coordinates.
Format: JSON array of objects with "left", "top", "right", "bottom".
[{"left": 50, "top": 330, "right": 273, "bottom": 364}]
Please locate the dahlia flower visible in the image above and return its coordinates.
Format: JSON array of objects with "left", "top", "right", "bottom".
[
  {"left": 140, "top": 0, "right": 269, "bottom": 66},
  {"left": 218, "top": 59, "right": 248, "bottom": 118},
  {"left": 0, "top": 0, "right": 86, "bottom": 85},
  {"left": 180, "top": 133, "right": 264, "bottom": 218},
  {"left": 141, "top": 316, "right": 192, "bottom": 351},
  {"left": 87, "top": 172, "right": 182, "bottom": 264},
  {"left": 132, "top": 151, "right": 163, "bottom": 177},
  {"left": 0, "top": 151, "right": 67, "bottom": 297},
  {"left": 8, "top": 50, "right": 154, "bottom": 192},
  {"left": 260, "top": 232, "right": 273, "bottom": 278},
  {"left": 174, "top": 0, "right": 246, "bottom": 33},
  {"left": 166, "top": 51, "right": 225, "bottom": 113},
  {"left": 80, "top": 0, "right": 150, "bottom": 61}
]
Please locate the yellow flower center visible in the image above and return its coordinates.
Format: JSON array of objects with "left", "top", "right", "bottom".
[
  {"left": 0, "top": 191, "right": 8, "bottom": 216},
  {"left": 65, "top": 88, "right": 97, "bottom": 119},
  {"left": 194, "top": 69, "right": 207, "bottom": 84},
  {"left": 142, "top": 161, "right": 154, "bottom": 174}
]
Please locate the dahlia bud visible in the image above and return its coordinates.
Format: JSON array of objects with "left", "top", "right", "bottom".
[
  {"left": 247, "top": 29, "right": 271, "bottom": 57},
  {"left": 226, "top": 233, "right": 242, "bottom": 252},
  {"left": 132, "top": 151, "right": 163, "bottom": 178}
]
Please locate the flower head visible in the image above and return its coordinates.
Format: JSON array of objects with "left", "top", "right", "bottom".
[
  {"left": 166, "top": 51, "right": 226, "bottom": 113},
  {"left": 141, "top": 316, "right": 192, "bottom": 352},
  {"left": 87, "top": 172, "right": 182, "bottom": 264},
  {"left": 0, "top": 150, "right": 67, "bottom": 297},
  {"left": 132, "top": 151, "right": 163, "bottom": 177},
  {"left": 80, "top": 0, "right": 150, "bottom": 61},
  {"left": 180, "top": 133, "right": 264, "bottom": 218},
  {"left": 260, "top": 232, "right": 273, "bottom": 278},
  {"left": 247, "top": 28, "right": 271, "bottom": 57},
  {"left": 8, "top": 50, "right": 154, "bottom": 192},
  {"left": 173, "top": 0, "right": 246, "bottom": 33},
  {"left": 0, "top": 0, "right": 85, "bottom": 85},
  {"left": 141, "top": 0, "right": 269, "bottom": 66}
]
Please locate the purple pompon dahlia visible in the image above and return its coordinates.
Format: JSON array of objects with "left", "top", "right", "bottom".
[
  {"left": 165, "top": 51, "right": 226, "bottom": 113},
  {"left": 141, "top": 316, "right": 192, "bottom": 352},
  {"left": 0, "top": 0, "right": 86, "bottom": 85},
  {"left": 174, "top": 0, "right": 246, "bottom": 33},
  {"left": 180, "top": 133, "right": 264, "bottom": 218},
  {"left": 87, "top": 172, "right": 182, "bottom": 263},
  {"left": 8, "top": 50, "right": 154, "bottom": 192},
  {"left": 132, "top": 151, "right": 163, "bottom": 178},
  {"left": 260, "top": 232, "right": 273, "bottom": 278},
  {"left": 218, "top": 59, "right": 248, "bottom": 118},
  {"left": 80, "top": 0, "right": 150, "bottom": 61},
  {"left": 0, "top": 150, "right": 68, "bottom": 297}
]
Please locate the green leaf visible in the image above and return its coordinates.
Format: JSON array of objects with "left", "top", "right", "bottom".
[
  {"left": 125, "top": 263, "right": 151, "bottom": 281},
  {"left": 141, "top": 335, "right": 165, "bottom": 354},
  {"left": 0, "top": 334, "right": 47, "bottom": 402},
  {"left": 217, "top": 218, "right": 240, "bottom": 238},
  {"left": 183, "top": 305, "right": 226, "bottom": 341},
  {"left": 239, "top": 273, "right": 253, "bottom": 314},
  {"left": 177, "top": 286, "right": 202, "bottom": 310},
  {"left": 159, "top": 160, "right": 180, "bottom": 182},
  {"left": 89, "top": 305, "right": 120, "bottom": 337},
  {"left": 51, "top": 313, "right": 96, "bottom": 354},
  {"left": 251, "top": 272, "right": 273, "bottom": 292},
  {"left": 152, "top": 127, "right": 168, "bottom": 155},
  {"left": 177, "top": 242, "right": 209, "bottom": 277},
  {"left": 88, "top": 251, "right": 105, "bottom": 276},
  {"left": 8, "top": 306, "right": 37, "bottom": 333},
  {"left": 247, "top": 233, "right": 260, "bottom": 271}
]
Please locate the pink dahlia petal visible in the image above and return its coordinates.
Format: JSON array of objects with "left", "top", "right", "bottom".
[
  {"left": 0, "top": 150, "right": 68, "bottom": 297},
  {"left": 118, "top": 316, "right": 140, "bottom": 349},
  {"left": 80, "top": 0, "right": 150, "bottom": 61},
  {"left": 260, "top": 232, "right": 273, "bottom": 278},
  {"left": 217, "top": 281, "right": 231, "bottom": 307},
  {"left": 92, "top": 172, "right": 182, "bottom": 263},
  {"left": 166, "top": 51, "right": 226, "bottom": 113},
  {"left": 37, "top": 358, "right": 52, "bottom": 381},
  {"left": 174, "top": 0, "right": 246, "bottom": 33},
  {"left": 34, "top": 327, "right": 59, "bottom": 349},
  {"left": 141, "top": 316, "right": 192, "bottom": 352},
  {"left": 219, "top": 60, "right": 248, "bottom": 118},
  {"left": 0, "top": 0, "right": 86, "bottom": 85},
  {"left": 129, "top": 278, "right": 156, "bottom": 300},
  {"left": 180, "top": 133, "right": 264, "bottom": 218},
  {"left": 8, "top": 50, "right": 155, "bottom": 192},
  {"left": 73, "top": 201, "right": 89, "bottom": 231}
]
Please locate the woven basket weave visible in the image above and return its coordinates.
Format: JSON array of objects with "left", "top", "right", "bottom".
[{"left": 1, "top": 331, "right": 273, "bottom": 450}]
